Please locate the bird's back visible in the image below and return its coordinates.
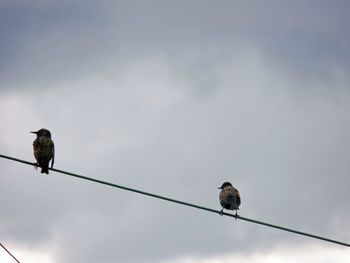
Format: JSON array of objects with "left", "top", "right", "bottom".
[
  {"left": 219, "top": 186, "right": 241, "bottom": 210},
  {"left": 33, "top": 136, "right": 55, "bottom": 173}
]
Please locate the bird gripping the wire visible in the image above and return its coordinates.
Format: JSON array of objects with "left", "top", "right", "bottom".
[
  {"left": 218, "top": 182, "right": 241, "bottom": 218},
  {"left": 31, "top": 128, "right": 55, "bottom": 174}
]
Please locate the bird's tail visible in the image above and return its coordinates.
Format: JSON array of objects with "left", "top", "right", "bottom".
[{"left": 41, "top": 166, "right": 49, "bottom": 174}]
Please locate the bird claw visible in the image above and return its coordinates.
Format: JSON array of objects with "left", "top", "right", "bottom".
[{"left": 219, "top": 209, "right": 224, "bottom": 216}]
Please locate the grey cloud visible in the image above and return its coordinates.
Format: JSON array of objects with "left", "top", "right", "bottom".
[
  {"left": 2, "top": 54, "right": 349, "bottom": 262},
  {"left": 1, "top": 2, "right": 350, "bottom": 263},
  {"left": 1, "top": 1, "right": 349, "bottom": 90}
]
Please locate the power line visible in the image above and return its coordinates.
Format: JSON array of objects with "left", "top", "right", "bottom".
[
  {"left": 0, "top": 242, "right": 20, "bottom": 263},
  {"left": 1, "top": 154, "right": 349, "bottom": 248}
]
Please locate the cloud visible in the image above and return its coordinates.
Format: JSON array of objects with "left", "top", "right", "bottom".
[
  {"left": 0, "top": 240, "right": 56, "bottom": 263},
  {"left": 1, "top": 48, "right": 350, "bottom": 262},
  {"left": 163, "top": 243, "right": 350, "bottom": 263},
  {"left": 1, "top": 1, "right": 349, "bottom": 90},
  {"left": 1, "top": 2, "right": 350, "bottom": 262}
]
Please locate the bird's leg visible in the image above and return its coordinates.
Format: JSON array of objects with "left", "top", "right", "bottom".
[
  {"left": 219, "top": 209, "right": 224, "bottom": 216},
  {"left": 234, "top": 210, "right": 238, "bottom": 220},
  {"left": 33, "top": 162, "right": 39, "bottom": 170}
]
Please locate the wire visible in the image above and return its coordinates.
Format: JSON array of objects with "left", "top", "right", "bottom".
[
  {"left": 1, "top": 154, "right": 349, "bottom": 248},
  {"left": 0, "top": 242, "right": 20, "bottom": 263}
]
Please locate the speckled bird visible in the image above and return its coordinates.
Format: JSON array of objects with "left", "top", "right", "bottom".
[
  {"left": 31, "top": 128, "right": 55, "bottom": 174},
  {"left": 218, "top": 182, "right": 241, "bottom": 216}
]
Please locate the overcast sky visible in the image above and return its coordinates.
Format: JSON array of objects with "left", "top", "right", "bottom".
[{"left": 1, "top": 1, "right": 350, "bottom": 262}]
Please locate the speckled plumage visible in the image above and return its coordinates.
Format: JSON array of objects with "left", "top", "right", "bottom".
[
  {"left": 31, "top": 128, "right": 55, "bottom": 174},
  {"left": 218, "top": 182, "right": 241, "bottom": 215}
]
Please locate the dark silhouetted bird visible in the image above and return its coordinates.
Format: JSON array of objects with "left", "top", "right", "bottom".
[
  {"left": 31, "top": 128, "right": 55, "bottom": 174},
  {"left": 218, "top": 182, "right": 241, "bottom": 216}
]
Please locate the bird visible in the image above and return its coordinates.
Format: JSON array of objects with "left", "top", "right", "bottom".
[
  {"left": 31, "top": 128, "right": 55, "bottom": 174},
  {"left": 218, "top": 182, "right": 241, "bottom": 216}
]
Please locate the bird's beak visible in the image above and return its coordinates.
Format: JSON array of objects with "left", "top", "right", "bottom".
[
  {"left": 218, "top": 187, "right": 221, "bottom": 189},
  {"left": 30, "top": 131, "right": 37, "bottom": 134}
]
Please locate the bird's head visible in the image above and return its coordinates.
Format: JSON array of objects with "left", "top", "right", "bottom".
[
  {"left": 218, "top": 182, "right": 232, "bottom": 190},
  {"left": 31, "top": 128, "right": 52, "bottom": 138}
]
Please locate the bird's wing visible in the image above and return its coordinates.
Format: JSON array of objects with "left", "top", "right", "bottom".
[
  {"left": 236, "top": 193, "right": 241, "bottom": 206},
  {"left": 229, "top": 187, "right": 241, "bottom": 207},
  {"left": 51, "top": 142, "right": 55, "bottom": 168}
]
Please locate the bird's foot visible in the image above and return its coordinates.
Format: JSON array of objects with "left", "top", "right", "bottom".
[
  {"left": 33, "top": 162, "right": 39, "bottom": 170},
  {"left": 219, "top": 209, "right": 224, "bottom": 216},
  {"left": 234, "top": 211, "right": 238, "bottom": 220}
]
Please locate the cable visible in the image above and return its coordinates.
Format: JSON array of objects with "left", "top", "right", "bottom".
[
  {"left": 1, "top": 154, "right": 349, "bottom": 248},
  {"left": 0, "top": 242, "right": 20, "bottom": 263}
]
